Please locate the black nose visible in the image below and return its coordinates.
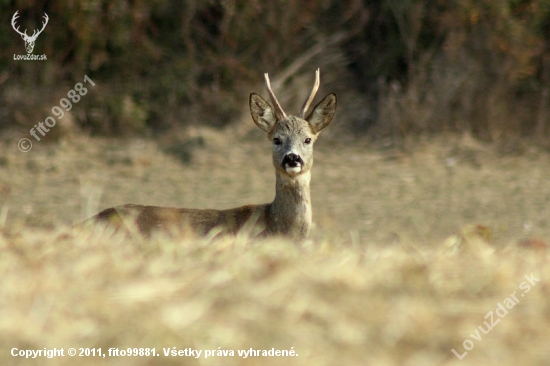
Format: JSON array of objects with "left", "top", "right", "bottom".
[{"left": 282, "top": 153, "right": 303, "bottom": 167}]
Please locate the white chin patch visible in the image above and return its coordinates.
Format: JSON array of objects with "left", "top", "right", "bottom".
[{"left": 285, "top": 166, "right": 302, "bottom": 173}]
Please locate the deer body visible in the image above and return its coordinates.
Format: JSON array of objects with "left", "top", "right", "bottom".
[{"left": 85, "top": 70, "right": 336, "bottom": 239}]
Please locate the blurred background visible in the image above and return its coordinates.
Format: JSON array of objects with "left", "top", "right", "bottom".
[
  {"left": 2, "top": 0, "right": 550, "bottom": 243},
  {"left": 1, "top": 0, "right": 549, "bottom": 142}
]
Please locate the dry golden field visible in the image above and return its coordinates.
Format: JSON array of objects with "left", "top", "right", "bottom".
[{"left": 1, "top": 126, "right": 550, "bottom": 365}]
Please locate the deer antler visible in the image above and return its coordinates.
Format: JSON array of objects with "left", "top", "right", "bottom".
[
  {"left": 299, "top": 68, "right": 320, "bottom": 118},
  {"left": 30, "top": 13, "right": 49, "bottom": 40},
  {"left": 11, "top": 11, "right": 48, "bottom": 40},
  {"left": 11, "top": 11, "right": 27, "bottom": 37},
  {"left": 264, "top": 73, "right": 287, "bottom": 120}
]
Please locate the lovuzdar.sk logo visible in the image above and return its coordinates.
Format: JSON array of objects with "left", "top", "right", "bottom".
[{"left": 11, "top": 10, "right": 48, "bottom": 61}]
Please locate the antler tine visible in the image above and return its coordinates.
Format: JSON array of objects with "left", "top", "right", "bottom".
[
  {"left": 41, "top": 13, "right": 49, "bottom": 29},
  {"left": 299, "top": 68, "right": 320, "bottom": 118},
  {"left": 264, "top": 73, "right": 287, "bottom": 120}
]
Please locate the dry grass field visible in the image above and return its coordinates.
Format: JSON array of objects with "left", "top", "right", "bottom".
[{"left": 1, "top": 126, "right": 550, "bottom": 365}]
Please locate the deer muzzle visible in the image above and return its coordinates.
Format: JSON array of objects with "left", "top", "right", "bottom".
[{"left": 282, "top": 153, "right": 304, "bottom": 173}]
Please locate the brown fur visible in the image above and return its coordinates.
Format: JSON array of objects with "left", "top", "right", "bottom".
[{"left": 86, "top": 204, "right": 268, "bottom": 237}]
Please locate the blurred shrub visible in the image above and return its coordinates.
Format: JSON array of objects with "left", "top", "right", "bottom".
[
  {"left": 0, "top": 0, "right": 549, "bottom": 140},
  {"left": 354, "top": 0, "right": 550, "bottom": 141},
  {"left": 0, "top": 0, "right": 367, "bottom": 135}
]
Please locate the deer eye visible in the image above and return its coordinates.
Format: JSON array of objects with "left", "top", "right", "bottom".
[
  {"left": 273, "top": 137, "right": 282, "bottom": 145},
  {"left": 304, "top": 138, "right": 312, "bottom": 144}
]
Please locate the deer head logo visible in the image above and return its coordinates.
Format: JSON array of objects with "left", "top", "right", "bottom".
[{"left": 11, "top": 11, "right": 49, "bottom": 54}]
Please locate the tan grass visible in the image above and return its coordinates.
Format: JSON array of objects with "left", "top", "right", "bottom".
[
  {"left": 1, "top": 129, "right": 550, "bottom": 365},
  {"left": 0, "top": 226, "right": 549, "bottom": 366},
  {"left": 3, "top": 129, "right": 550, "bottom": 244}
]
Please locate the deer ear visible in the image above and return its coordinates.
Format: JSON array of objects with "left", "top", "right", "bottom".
[
  {"left": 250, "top": 93, "right": 277, "bottom": 132},
  {"left": 306, "top": 93, "right": 336, "bottom": 134}
]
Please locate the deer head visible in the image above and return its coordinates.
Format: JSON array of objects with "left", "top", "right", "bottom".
[
  {"left": 11, "top": 11, "right": 49, "bottom": 54},
  {"left": 249, "top": 69, "right": 337, "bottom": 177}
]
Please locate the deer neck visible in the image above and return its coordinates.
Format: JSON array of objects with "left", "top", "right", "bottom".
[{"left": 269, "top": 170, "right": 312, "bottom": 238}]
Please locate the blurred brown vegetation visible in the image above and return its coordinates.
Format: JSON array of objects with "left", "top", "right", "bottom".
[{"left": 1, "top": 0, "right": 549, "bottom": 141}]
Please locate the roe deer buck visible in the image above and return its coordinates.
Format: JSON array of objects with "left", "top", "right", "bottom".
[{"left": 85, "top": 69, "right": 336, "bottom": 239}]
